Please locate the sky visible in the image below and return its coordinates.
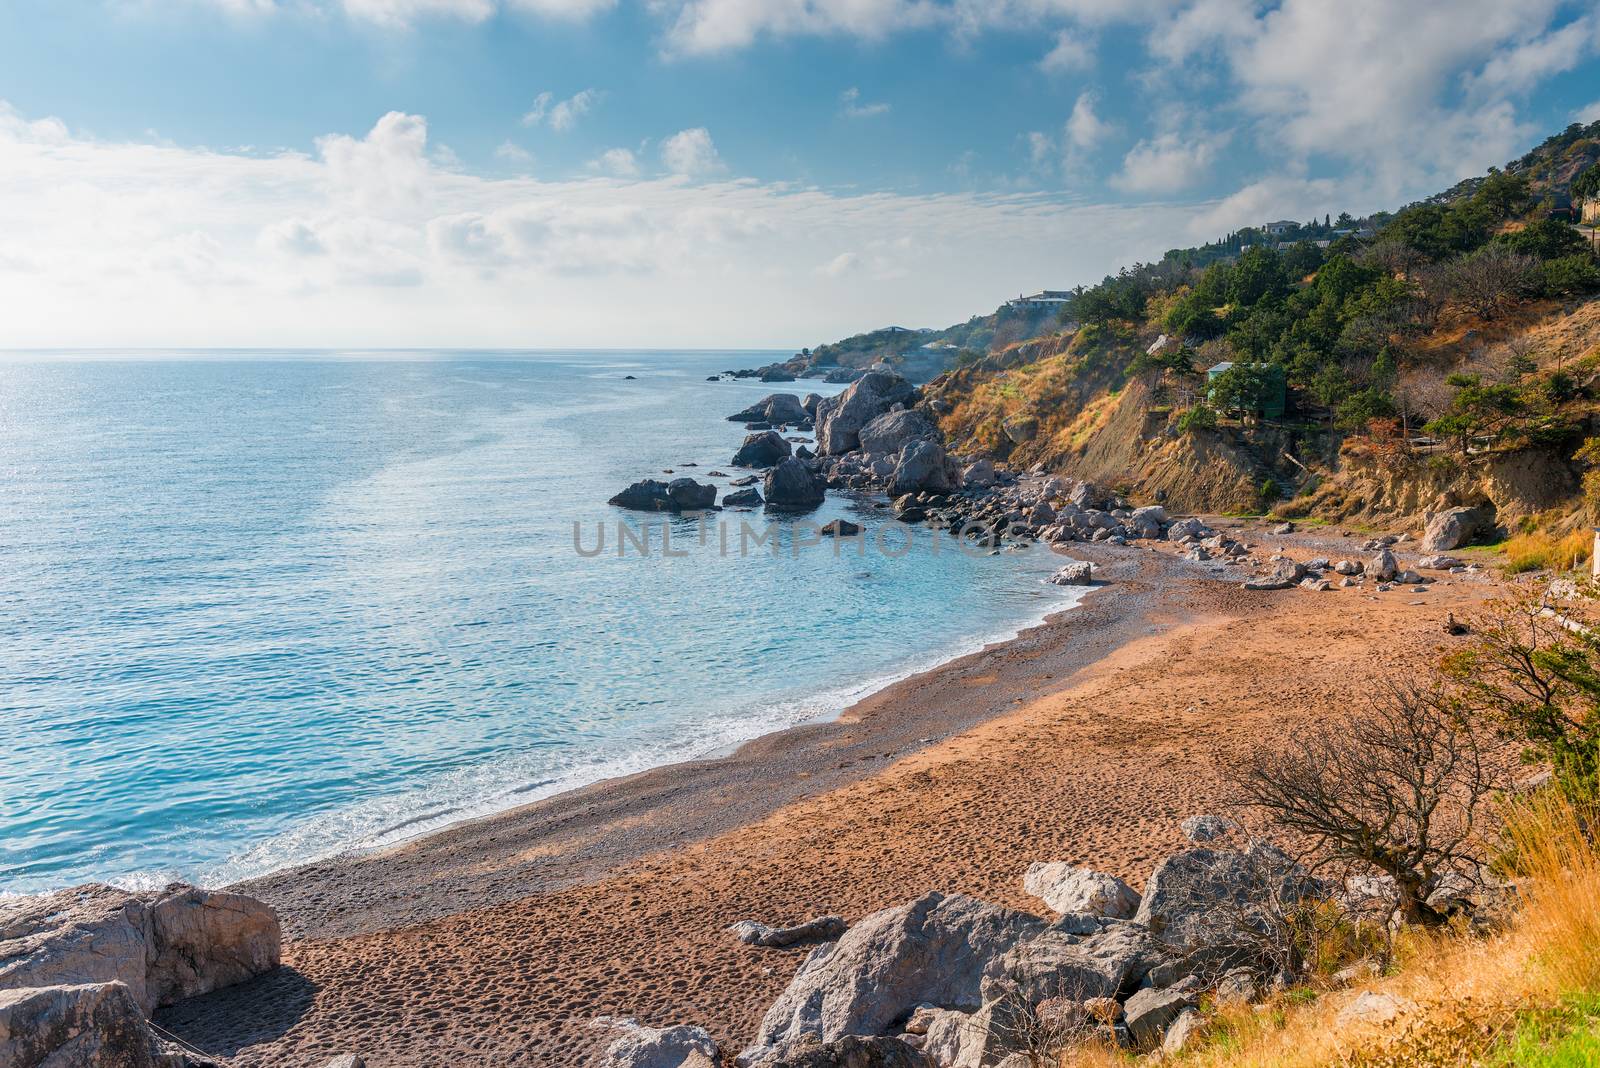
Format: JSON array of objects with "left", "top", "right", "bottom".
[{"left": 1, "top": 1, "right": 1599, "bottom": 349}]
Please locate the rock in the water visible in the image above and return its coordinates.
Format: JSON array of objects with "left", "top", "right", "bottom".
[
  {"left": 1022, "top": 863, "right": 1137, "bottom": 918},
  {"left": 740, "top": 891, "right": 1045, "bottom": 1064},
  {"left": 1421, "top": 507, "right": 1488, "bottom": 553},
  {"left": 1048, "top": 561, "right": 1094, "bottom": 586},
  {"left": 764, "top": 459, "right": 826, "bottom": 512},
  {"left": 0, "top": 883, "right": 280, "bottom": 1014},
  {"left": 0, "top": 982, "right": 198, "bottom": 1068},
  {"left": 858, "top": 410, "right": 939, "bottom": 458},
  {"left": 762, "top": 1036, "right": 933, "bottom": 1068},
  {"left": 601, "top": 1022, "right": 719, "bottom": 1068},
  {"left": 733, "top": 431, "right": 793, "bottom": 469},
  {"left": 889, "top": 440, "right": 953, "bottom": 497},
  {"left": 730, "top": 916, "right": 848, "bottom": 948},
  {"left": 1122, "top": 986, "right": 1199, "bottom": 1048},
  {"left": 814, "top": 372, "right": 916, "bottom": 455},
  {"left": 820, "top": 520, "right": 863, "bottom": 538},
  {"left": 1179, "top": 815, "right": 1237, "bottom": 843},
  {"left": 723, "top": 487, "right": 764, "bottom": 508},
  {"left": 802, "top": 393, "right": 823, "bottom": 416},
  {"left": 667, "top": 478, "right": 717, "bottom": 511}
]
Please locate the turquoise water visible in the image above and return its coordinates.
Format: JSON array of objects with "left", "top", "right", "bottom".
[{"left": 0, "top": 351, "right": 1079, "bottom": 894}]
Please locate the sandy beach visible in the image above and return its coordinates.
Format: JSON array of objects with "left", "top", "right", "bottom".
[{"left": 155, "top": 523, "right": 1502, "bottom": 1067}]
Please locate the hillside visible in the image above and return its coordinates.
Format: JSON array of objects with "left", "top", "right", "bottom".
[{"left": 911, "top": 120, "right": 1600, "bottom": 535}]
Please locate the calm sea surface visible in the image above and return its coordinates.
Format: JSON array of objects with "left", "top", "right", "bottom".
[{"left": 0, "top": 351, "right": 1081, "bottom": 894}]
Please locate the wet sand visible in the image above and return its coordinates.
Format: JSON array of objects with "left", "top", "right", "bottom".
[{"left": 157, "top": 523, "right": 1499, "bottom": 1067}]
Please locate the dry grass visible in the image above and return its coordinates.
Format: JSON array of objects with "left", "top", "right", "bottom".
[
  {"left": 1052, "top": 793, "right": 1600, "bottom": 1067},
  {"left": 1501, "top": 530, "right": 1592, "bottom": 575}
]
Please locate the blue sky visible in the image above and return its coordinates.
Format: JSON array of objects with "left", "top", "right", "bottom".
[{"left": 1, "top": 1, "right": 1599, "bottom": 348}]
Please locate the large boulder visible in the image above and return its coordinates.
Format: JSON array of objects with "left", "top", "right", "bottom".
[
  {"left": 729, "top": 394, "right": 810, "bottom": 427},
  {"left": 962, "top": 460, "right": 996, "bottom": 489},
  {"left": 733, "top": 431, "right": 793, "bottom": 469},
  {"left": 600, "top": 1022, "right": 718, "bottom": 1068},
  {"left": 731, "top": 916, "right": 849, "bottom": 949},
  {"left": 984, "top": 922, "right": 1153, "bottom": 1004},
  {"left": 1047, "top": 562, "right": 1094, "bottom": 587},
  {"left": 740, "top": 891, "right": 1045, "bottom": 1065},
  {"left": 764, "top": 459, "right": 825, "bottom": 512},
  {"left": 667, "top": 479, "right": 717, "bottom": 511},
  {"left": 0, "top": 982, "right": 200, "bottom": 1068},
  {"left": 1421, "top": 507, "right": 1489, "bottom": 553},
  {"left": 889, "top": 441, "right": 953, "bottom": 497},
  {"left": 858, "top": 410, "right": 939, "bottom": 458},
  {"left": 1242, "top": 560, "right": 1305, "bottom": 591},
  {"left": 814, "top": 373, "right": 916, "bottom": 455},
  {"left": 723, "top": 487, "right": 764, "bottom": 508},
  {"left": 1134, "top": 843, "right": 1316, "bottom": 959},
  {"left": 1022, "top": 863, "right": 1138, "bottom": 919},
  {"left": 1122, "top": 986, "right": 1199, "bottom": 1048},
  {"left": 1368, "top": 548, "right": 1399, "bottom": 582},
  {"left": 0, "top": 883, "right": 280, "bottom": 1014},
  {"left": 762, "top": 1036, "right": 933, "bottom": 1068}
]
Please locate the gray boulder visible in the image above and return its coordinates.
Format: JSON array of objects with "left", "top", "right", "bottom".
[
  {"left": 731, "top": 916, "right": 849, "bottom": 948},
  {"left": 1047, "top": 562, "right": 1093, "bottom": 587},
  {"left": 764, "top": 459, "right": 825, "bottom": 512},
  {"left": 1417, "top": 554, "right": 1464, "bottom": 570},
  {"left": 1122, "top": 986, "right": 1199, "bottom": 1048},
  {"left": 889, "top": 441, "right": 953, "bottom": 497},
  {"left": 761, "top": 1036, "right": 933, "bottom": 1067},
  {"left": 733, "top": 431, "right": 793, "bottom": 469},
  {"left": 1135, "top": 842, "right": 1316, "bottom": 958},
  {"left": 0, "top": 982, "right": 200, "bottom": 1068},
  {"left": 1180, "top": 815, "right": 1237, "bottom": 843},
  {"left": 984, "top": 922, "right": 1153, "bottom": 1004},
  {"left": 666, "top": 479, "right": 717, "bottom": 511},
  {"left": 858, "top": 410, "right": 939, "bottom": 458},
  {"left": 740, "top": 891, "right": 1045, "bottom": 1064},
  {"left": 1242, "top": 560, "right": 1304, "bottom": 591},
  {"left": 802, "top": 394, "right": 823, "bottom": 417},
  {"left": 814, "top": 372, "right": 916, "bottom": 455},
  {"left": 724, "top": 487, "right": 764, "bottom": 508},
  {"left": 1368, "top": 548, "right": 1398, "bottom": 582},
  {"left": 729, "top": 393, "right": 809, "bottom": 426},
  {"left": 962, "top": 460, "right": 997, "bottom": 488},
  {"left": 1421, "top": 507, "right": 1488, "bottom": 553},
  {"left": 1021, "top": 863, "right": 1137, "bottom": 918},
  {"left": 0, "top": 883, "right": 280, "bottom": 1015},
  {"left": 601, "top": 1022, "right": 718, "bottom": 1068}
]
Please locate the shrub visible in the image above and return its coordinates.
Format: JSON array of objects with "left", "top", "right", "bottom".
[
  {"left": 1178, "top": 403, "right": 1219, "bottom": 433},
  {"left": 1542, "top": 254, "right": 1600, "bottom": 297},
  {"left": 1500, "top": 530, "right": 1592, "bottom": 575}
]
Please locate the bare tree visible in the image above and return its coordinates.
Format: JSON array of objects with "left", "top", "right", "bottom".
[
  {"left": 1234, "top": 681, "right": 1498, "bottom": 925},
  {"left": 1445, "top": 245, "right": 1538, "bottom": 321}
]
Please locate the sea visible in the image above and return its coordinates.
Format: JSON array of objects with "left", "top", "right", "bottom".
[{"left": 0, "top": 350, "right": 1085, "bottom": 895}]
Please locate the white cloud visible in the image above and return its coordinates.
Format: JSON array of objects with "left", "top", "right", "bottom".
[
  {"left": 660, "top": 127, "right": 724, "bottom": 177},
  {"left": 1113, "top": 130, "right": 1224, "bottom": 193},
  {"left": 590, "top": 147, "right": 641, "bottom": 176},
  {"left": 522, "top": 89, "right": 601, "bottom": 131},
  {"left": 1064, "top": 91, "right": 1110, "bottom": 150},
  {"left": 506, "top": 0, "right": 616, "bottom": 18},
  {"left": 660, "top": 0, "right": 939, "bottom": 55},
  {"left": 1039, "top": 30, "right": 1093, "bottom": 73},
  {"left": 1469, "top": 13, "right": 1600, "bottom": 96},
  {"left": 1578, "top": 99, "right": 1600, "bottom": 124},
  {"left": 819, "top": 251, "right": 859, "bottom": 276},
  {"left": 839, "top": 87, "right": 891, "bottom": 119},
  {"left": 0, "top": 102, "right": 1211, "bottom": 348},
  {"left": 338, "top": 0, "right": 496, "bottom": 26},
  {"left": 194, "top": 0, "right": 611, "bottom": 25},
  {"left": 494, "top": 140, "right": 533, "bottom": 164}
]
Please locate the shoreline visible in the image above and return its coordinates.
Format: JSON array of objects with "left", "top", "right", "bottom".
[
  {"left": 157, "top": 521, "right": 1505, "bottom": 1066},
  {"left": 200, "top": 547, "right": 1092, "bottom": 895},
  {"left": 229, "top": 540, "right": 1176, "bottom": 940}
]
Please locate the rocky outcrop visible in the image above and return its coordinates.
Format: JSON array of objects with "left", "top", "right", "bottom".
[
  {"left": 0, "top": 982, "right": 208, "bottom": 1068},
  {"left": 1022, "top": 863, "right": 1137, "bottom": 918},
  {"left": 730, "top": 394, "right": 811, "bottom": 426},
  {"left": 764, "top": 459, "right": 826, "bottom": 512},
  {"left": 1135, "top": 842, "right": 1314, "bottom": 956},
  {"left": 1421, "top": 506, "right": 1491, "bottom": 552},
  {"left": 1047, "top": 562, "right": 1094, "bottom": 587},
  {"left": 0, "top": 883, "right": 280, "bottom": 1015},
  {"left": 889, "top": 441, "right": 953, "bottom": 497},
  {"left": 740, "top": 892, "right": 1045, "bottom": 1065},
  {"left": 608, "top": 479, "right": 719, "bottom": 512},
  {"left": 815, "top": 373, "right": 916, "bottom": 455},
  {"left": 1122, "top": 985, "right": 1199, "bottom": 1048},
  {"left": 724, "top": 488, "right": 765, "bottom": 508},
  {"left": 859, "top": 411, "right": 939, "bottom": 458},
  {"left": 731, "top": 916, "right": 849, "bottom": 949},
  {"left": 733, "top": 431, "right": 793, "bottom": 469}
]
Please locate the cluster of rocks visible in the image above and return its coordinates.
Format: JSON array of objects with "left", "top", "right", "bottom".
[
  {"left": 1240, "top": 538, "right": 1472, "bottom": 594},
  {"left": 601, "top": 823, "right": 1360, "bottom": 1068}
]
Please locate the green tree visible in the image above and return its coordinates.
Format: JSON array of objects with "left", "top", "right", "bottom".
[
  {"left": 1228, "top": 246, "right": 1290, "bottom": 307},
  {"left": 1543, "top": 254, "right": 1600, "bottom": 297},
  {"left": 1497, "top": 217, "right": 1587, "bottom": 260},
  {"left": 1572, "top": 161, "right": 1600, "bottom": 202}
]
